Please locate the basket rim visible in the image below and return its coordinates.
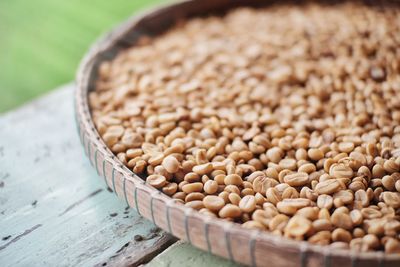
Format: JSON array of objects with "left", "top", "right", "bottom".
[{"left": 75, "top": 0, "right": 400, "bottom": 262}]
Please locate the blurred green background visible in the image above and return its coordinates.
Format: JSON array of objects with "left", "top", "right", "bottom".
[{"left": 0, "top": 0, "right": 162, "bottom": 113}]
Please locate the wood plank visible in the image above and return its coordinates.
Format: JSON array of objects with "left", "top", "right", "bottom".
[
  {"left": 103, "top": 233, "right": 176, "bottom": 267},
  {"left": 0, "top": 84, "right": 175, "bottom": 267},
  {"left": 145, "top": 241, "right": 244, "bottom": 267}
]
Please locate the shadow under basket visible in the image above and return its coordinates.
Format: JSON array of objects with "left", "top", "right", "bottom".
[{"left": 75, "top": 0, "right": 400, "bottom": 266}]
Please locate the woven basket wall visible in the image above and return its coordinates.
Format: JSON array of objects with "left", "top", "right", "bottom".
[{"left": 75, "top": 1, "right": 400, "bottom": 266}]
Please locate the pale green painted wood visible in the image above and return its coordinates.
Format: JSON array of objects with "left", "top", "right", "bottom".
[
  {"left": 146, "top": 241, "right": 243, "bottom": 267},
  {"left": 0, "top": 84, "right": 174, "bottom": 267}
]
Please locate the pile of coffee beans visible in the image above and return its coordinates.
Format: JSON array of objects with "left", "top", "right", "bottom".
[{"left": 90, "top": 1, "right": 400, "bottom": 253}]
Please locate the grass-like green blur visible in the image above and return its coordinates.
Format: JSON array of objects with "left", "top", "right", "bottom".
[{"left": 0, "top": 0, "right": 163, "bottom": 112}]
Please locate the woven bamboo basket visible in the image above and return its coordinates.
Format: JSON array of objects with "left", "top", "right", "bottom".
[{"left": 75, "top": 0, "right": 400, "bottom": 266}]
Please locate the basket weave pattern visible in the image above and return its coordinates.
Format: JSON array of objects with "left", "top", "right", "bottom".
[{"left": 75, "top": 1, "right": 400, "bottom": 266}]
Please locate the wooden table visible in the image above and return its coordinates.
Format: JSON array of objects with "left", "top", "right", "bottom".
[{"left": 0, "top": 84, "right": 241, "bottom": 267}]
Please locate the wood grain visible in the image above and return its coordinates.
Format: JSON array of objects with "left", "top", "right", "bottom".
[
  {"left": 103, "top": 233, "right": 177, "bottom": 267},
  {"left": 146, "top": 241, "right": 242, "bottom": 267},
  {"left": 0, "top": 84, "right": 176, "bottom": 267}
]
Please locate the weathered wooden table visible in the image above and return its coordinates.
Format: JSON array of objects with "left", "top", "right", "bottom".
[{"left": 0, "top": 84, "right": 241, "bottom": 267}]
